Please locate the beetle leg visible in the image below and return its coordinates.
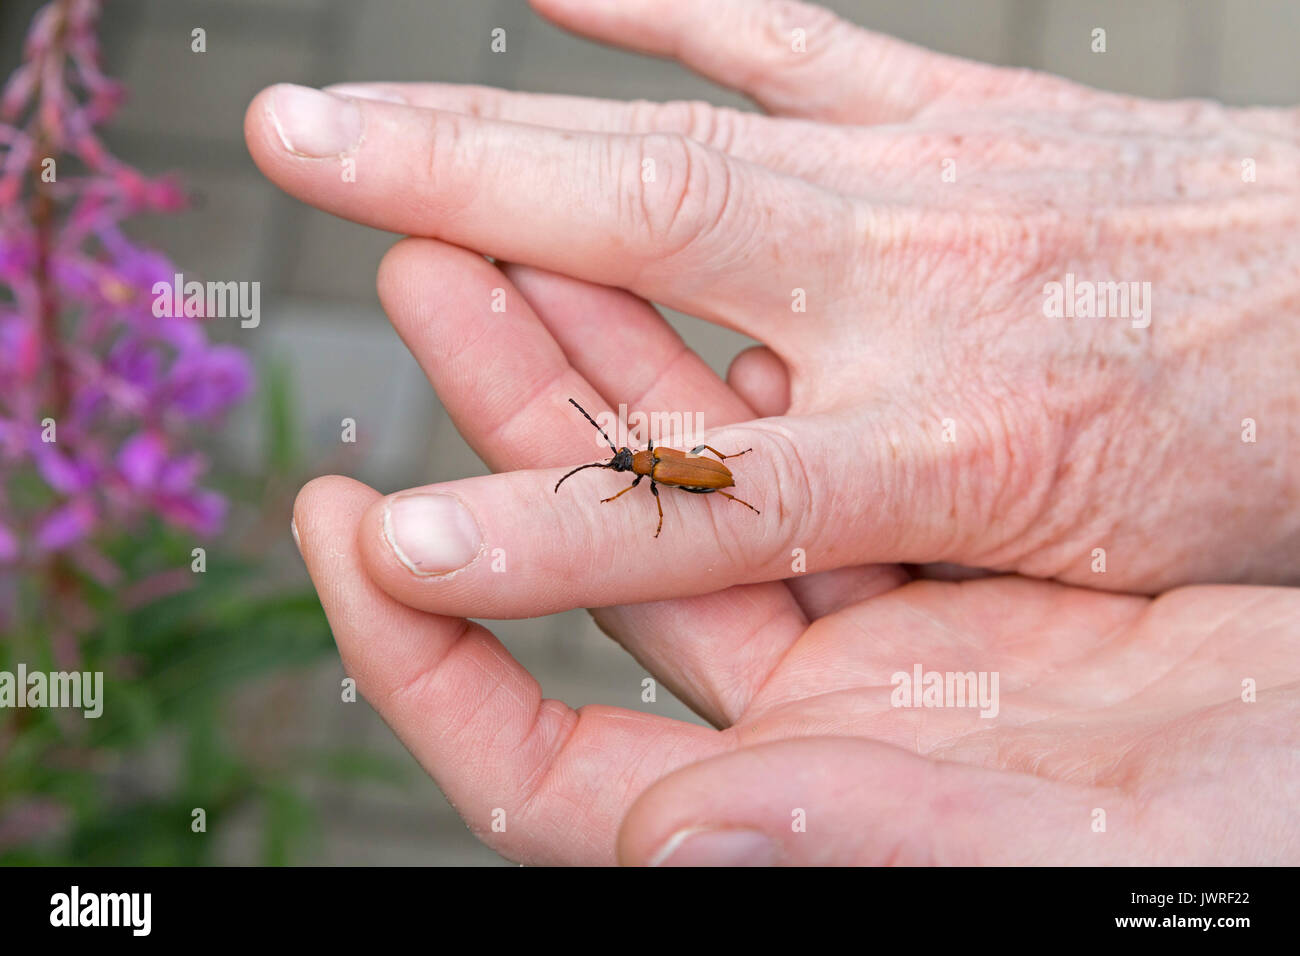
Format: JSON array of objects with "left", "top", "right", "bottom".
[
  {"left": 600, "top": 475, "right": 641, "bottom": 504},
  {"left": 714, "top": 490, "right": 760, "bottom": 515},
  {"left": 690, "top": 444, "right": 753, "bottom": 461},
  {"left": 651, "top": 481, "right": 664, "bottom": 537}
]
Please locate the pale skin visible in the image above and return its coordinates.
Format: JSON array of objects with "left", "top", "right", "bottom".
[{"left": 245, "top": 0, "right": 1300, "bottom": 864}]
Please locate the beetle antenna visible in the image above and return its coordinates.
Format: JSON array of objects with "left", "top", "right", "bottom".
[
  {"left": 567, "top": 398, "right": 619, "bottom": 454},
  {"left": 554, "top": 461, "right": 611, "bottom": 493}
]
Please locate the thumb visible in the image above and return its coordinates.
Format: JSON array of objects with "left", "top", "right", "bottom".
[
  {"left": 531, "top": 0, "right": 1067, "bottom": 125},
  {"left": 618, "top": 738, "right": 1136, "bottom": 866}
]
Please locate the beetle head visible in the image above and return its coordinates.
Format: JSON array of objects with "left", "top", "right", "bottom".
[
  {"left": 554, "top": 446, "right": 636, "bottom": 493},
  {"left": 555, "top": 399, "right": 640, "bottom": 493}
]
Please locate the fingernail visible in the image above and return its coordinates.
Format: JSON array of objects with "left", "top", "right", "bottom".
[
  {"left": 268, "top": 83, "right": 363, "bottom": 157},
  {"left": 383, "top": 493, "right": 482, "bottom": 576},
  {"left": 290, "top": 517, "right": 301, "bottom": 552},
  {"left": 648, "top": 828, "right": 778, "bottom": 867},
  {"left": 326, "top": 83, "right": 407, "bottom": 104}
]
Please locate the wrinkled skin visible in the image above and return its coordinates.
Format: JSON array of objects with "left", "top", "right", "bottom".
[{"left": 246, "top": 0, "right": 1300, "bottom": 864}]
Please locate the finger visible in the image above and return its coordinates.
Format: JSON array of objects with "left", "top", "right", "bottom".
[
  {"left": 617, "top": 737, "right": 1139, "bottom": 865},
  {"left": 375, "top": 238, "right": 596, "bottom": 467},
  {"left": 245, "top": 85, "right": 853, "bottom": 343},
  {"left": 726, "top": 345, "right": 789, "bottom": 418},
  {"left": 294, "top": 474, "right": 722, "bottom": 864},
  {"left": 376, "top": 240, "right": 808, "bottom": 725},
  {"left": 354, "top": 425, "right": 781, "bottom": 620},
  {"left": 353, "top": 405, "right": 954, "bottom": 620},
  {"left": 499, "top": 261, "right": 726, "bottom": 421},
  {"left": 501, "top": 266, "right": 908, "bottom": 691},
  {"left": 723, "top": 343, "right": 914, "bottom": 620},
  {"left": 501, "top": 262, "right": 813, "bottom": 725},
  {"left": 323, "top": 81, "right": 872, "bottom": 193},
  {"left": 357, "top": 359, "right": 1018, "bottom": 621},
  {"left": 531, "top": 0, "right": 1080, "bottom": 124},
  {"left": 783, "top": 563, "right": 910, "bottom": 620}
]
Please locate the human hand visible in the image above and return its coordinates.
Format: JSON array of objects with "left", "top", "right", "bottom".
[
  {"left": 294, "top": 465, "right": 1300, "bottom": 864},
  {"left": 276, "top": 242, "right": 1296, "bottom": 865},
  {"left": 246, "top": 0, "right": 1299, "bottom": 593}
]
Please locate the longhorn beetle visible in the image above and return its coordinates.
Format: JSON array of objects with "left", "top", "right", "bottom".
[{"left": 554, "top": 398, "right": 760, "bottom": 538}]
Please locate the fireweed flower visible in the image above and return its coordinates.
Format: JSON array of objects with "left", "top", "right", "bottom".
[{"left": 0, "top": 0, "right": 251, "bottom": 590}]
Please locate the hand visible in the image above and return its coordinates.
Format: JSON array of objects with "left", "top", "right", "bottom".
[
  {"left": 246, "top": 0, "right": 1300, "bottom": 865},
  {"left": 246, "top": 0, "right": 1300, "bottom": 594},
  {"left": 294, "top": 464, "right": 1300, "bottom": 864},
  {"left": 283, "top": 246, "right": 1297, "bottom": 865}
]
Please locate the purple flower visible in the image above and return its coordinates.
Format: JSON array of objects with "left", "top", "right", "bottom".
[
  {"left": 158, "top": 451, "right": 205, "bottom": 494},
  {"left": 0, "top": 0, "right": 253, "bottom": 569},
  {"left": 0, "top": 231, "right": 35, "bottom": 280},
  {"left": 32, "top": 441, "right": 97, "bottom": 494},
  {"left": 157, "top": 488, "right": 227, "bottom": 537},
  {"left": 116, "top": 431, "right": 167, "bottom": 489},
  {"left": 0, "top": 312, "right": 39, "bottom": 378},
  {"left": 97, "top": 223, "right": 175, "bottom": 297},
  {"left": 0, "top": 520, "right": 18, "bottom": 562},
  {"left": 106, "top": 335, "right": 162, "bottom": 388},
  {"left": 115, "top": 432, "right": 226, "bottom": 535},
  {"left": 35, "top": 499, "right": 96, "bottom": 551},
  {"left": 166, "top": 345, "right": 255, "bottom": 421}
]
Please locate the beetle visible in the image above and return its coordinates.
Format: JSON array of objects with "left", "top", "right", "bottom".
[{"left": 554, "top": 398, "right": 760, "bottom": 538}]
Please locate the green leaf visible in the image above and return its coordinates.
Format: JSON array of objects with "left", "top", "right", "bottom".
[{"left": 261, "top": 357, "right": 299, "bottom": 476}]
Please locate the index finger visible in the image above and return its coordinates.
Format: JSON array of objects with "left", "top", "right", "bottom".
[{"left": 244, "top": 85, "right": 857, "bottom": 345}]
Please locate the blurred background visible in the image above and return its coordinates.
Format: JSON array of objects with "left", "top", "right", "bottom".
[{"left": 0, "top": 0, "right": 1295, "bottom": 865}]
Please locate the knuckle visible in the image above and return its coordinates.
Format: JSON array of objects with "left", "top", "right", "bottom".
[
  {"left": 745, "top": 425, "right": 818, "bottom": 572},
  {"left": 940, "top": 389, "right": 1062, "bottom": 567},
  {"left": 419, "top": 109, "right": 472, "bottom": 220},
  {"left": 757, "top": 0, "right": 851, "bottom": 59},
  {"left": 624, "top": 132, "right": 734, "bottom": 260},
  {"left": 642, "top": 100, "right": 741, "bottom": 154}
]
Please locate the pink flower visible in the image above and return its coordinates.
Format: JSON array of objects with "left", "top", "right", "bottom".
[
  {"left": 32, "top": 441, "right": 97, "bottom": 494},
  {"left": 0, "top": 520, "right": 18, "bottom": 562},
  {"left": 35, "top": 499, "right": 97, "bottom": 551},
  {"left": 0, "top": 0, "right": 252, "bottom": 565},
  {"left": 116, "top": 430, "right": 167, "bottom": 488}
]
